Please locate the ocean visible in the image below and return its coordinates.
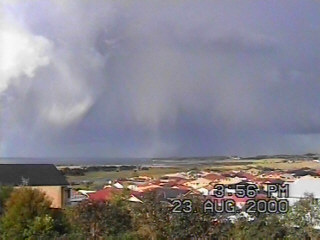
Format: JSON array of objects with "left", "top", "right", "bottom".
[
  {"left": 0, "top": 157, "right": 230, "bottom": 167},
  {"left": 0, "top": 158, "right": 151, "bottom": 166}
]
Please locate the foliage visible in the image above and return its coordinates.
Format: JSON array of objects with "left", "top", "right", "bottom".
[
  {"left": 67, "top": 198, "right": 133, "bottom": 239},
  {"left": 0, "top": 186, "right": 13, "bottom": 215},
  {"left": 226, "top": 214, "right": 287, "bottom": 240},
  {"left": 283, "top": 194, "right": 320, "bottom": 240},
  {"left": 22, "top": 214, "right": 56, "bottom": 240},
  {"left": 167, "top": 196, "right": 216, "bottom": 239},
  {"left": 225, "top": 196, "right": 320, "bottom": 240},
  {"left": 131, "top": 193, "right": 222, "bottom": 240},
  {"left": 130, "top": 192, "right": 171, "bottom": 239},
  {"left": 2, "top": 186, "right": 320, "bottom": 239},
  {"left": 0, "top": 187, "right": 61, "bottom": 239}
]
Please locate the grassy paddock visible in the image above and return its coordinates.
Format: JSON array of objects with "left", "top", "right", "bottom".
[
  {"left": 248, "top": 159, "right": 320, "bottom": 170},
  {"left": 67, "top": 167, "right": 184, "bottom": 183}
]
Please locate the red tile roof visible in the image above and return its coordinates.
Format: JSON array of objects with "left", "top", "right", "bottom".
[
  {"left": 88, "top": 188, "right": 121, "bottom": 201},
  {"left": 235, "top": 172, "right": 256, "bottom": 180},
  {"left": 171, "top": 185, "right": 191, "bottom": 191},
  {"left": 204, "top": 173, "right": 226, "bottom": 181}
]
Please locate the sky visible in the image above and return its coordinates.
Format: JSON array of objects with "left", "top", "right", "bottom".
[{"left": 1, "top": 0, "right": 320, "bottom": 158}]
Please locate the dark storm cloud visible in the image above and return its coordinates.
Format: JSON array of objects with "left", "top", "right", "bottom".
[{"left": 1, "top": 0, "right": 320, "bottom": 158}]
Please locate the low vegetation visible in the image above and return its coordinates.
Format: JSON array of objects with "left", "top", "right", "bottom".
[{"left": 1, "top": 187, "right": 320, "bottom": 239}]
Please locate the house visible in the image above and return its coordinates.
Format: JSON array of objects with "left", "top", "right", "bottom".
[
  {"left": 69, "top": 189, "right": 88, "bottom": 206},
  {"left": 254, "top": 178, "right": 284, "bottom": 191},
  {"left": 205, "top": 195, "right": 250, "bottom": 209},
  {"left": 259, "top": 171, "right": 283, "bottom": 179},
  {"left": 128, "top": 194, "right": 143, "bottom": 203},
  {"left": 78, "top": 189, "right": 96, "bottom": 196},
  {"left": 289, "top": 169, "right": 318, "bottom": 178},
  {"left": 246, "top": 168, "right": 260, "bottom": 175},
  {"left": 135, "top": 183, "right": 162, "bottom": 192},
  {"left": 198, "top": 185, "right": 215, "bottom": 196},
  {"left": 203, "top": 173, "right": 226, "bottom": 182},
  {"left": 280, "top": 173, "right": 295, "bottom": 182},
  {"left": 218, "top": 177, "right": 243, "bottom": 186},
  {"left": 136, "top": 176, "right": 152, "bottom": 181},
  {"left": 113, "top": 182, "right": 124, "bottom": 189},
  {"left": 0, "top": 164, "right": 69, "bottom": 208},
  {"left": 286, "top": 176, "right": 320, "bottom": 205},
  {"left": 127, "top": 184, "right": 138, "bottom": 191},
  {"left": 184, "top": 178, "right": 212, "bottom": 189},
  {"left": 154, "top": 187, "right": 190, "bottom": 201},
  {"left": 206, "top": 194, "right": 268, "bottom": 209},
  {"left": 88, "top": 187, "right": 121, "bottom": 201},
  {"left": 163, "top": 172, "right": 188, "bottom": 179},
  {"left": 235, "top": 172, "right": 256, "bottom": 181}
]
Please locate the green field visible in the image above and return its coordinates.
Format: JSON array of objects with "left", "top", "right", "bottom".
[
  {"left": 248, "top": 159, "right": 320, "bottom": 170},
  {"left": 67, "top": 167, "right": 185, "bottom": 188},
  {"left": 67, "top": 161, "right": 254, "bottom": 185}
]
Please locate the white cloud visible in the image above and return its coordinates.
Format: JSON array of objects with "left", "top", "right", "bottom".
[
  {"left": 44, "top": 96, "right": 93, "bottom": 126},
  {"left": 0, "top": 14, "right": 52, "bottom": 94}
]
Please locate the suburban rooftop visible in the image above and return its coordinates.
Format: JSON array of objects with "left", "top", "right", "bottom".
[{"left": 0, "top": 164, "right": 69, "bottom": 186}]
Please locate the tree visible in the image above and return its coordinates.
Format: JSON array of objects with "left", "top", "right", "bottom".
[
  {"left": 21, "top": 214, "right": 56, "bottom": 240},
  {"left": 0, "top": 186, "right": 13, "bottom": 215},
  {"left": 0, "top": 187, "right": 60, "bottom": 239},
  {"left": 226, "top": 214, "right": 287, "bottom": 240},
  {"left": 167, "top": 196, "right": 216, "bottom": 239},
  {"left": 67, "top": 198, "right": 133, "bottom": 239},
  {"left": 130, "top": 192, "right": 171, "bottom": 239},
  {"left": 283, "top": 194, "right": 320, "bottom": 240},
  {"left": 131, "top": 193, "right": 223, "bottom": 240}
]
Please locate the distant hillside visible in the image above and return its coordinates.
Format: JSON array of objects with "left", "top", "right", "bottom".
[{"left": 151, "top": 153, "right": 320, "bottom": 161}]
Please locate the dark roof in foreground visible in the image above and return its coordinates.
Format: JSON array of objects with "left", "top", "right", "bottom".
[{"left": 0, "top": 164, "right": 69, "bottom": 186}]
